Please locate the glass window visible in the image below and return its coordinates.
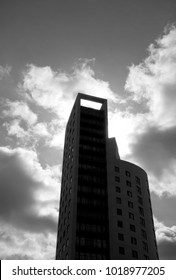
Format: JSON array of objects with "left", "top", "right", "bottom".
[
  {"left": 139, "top": 206, "right": 144, "bottom": 216},
  {"left": 126, "top": 171, "right": 131, "bottom": 177},
  {"left": 118, "top": 233, "right": 124, "bottom": 241},
  {"left": 117, "top": 208, "right": 122, "bottom": 215},
  {"left": 138, "top": 196, "right": 143, "bottom": 205},
  {"left": 126, "top": 180, "right": 131, "bottom": 187},
  {"left": 129, "top": 212, "right": 134, "bottom": 220},
  {"left": 135, "top": 176, "right": 140, "bottom": 185},
  {"left": 131, "top": 236, "right": 137, "bottom": 245},
  {"left": 117, "top": 221, "right": 123, "bottom": 228},
  {"left": 141, "top": 229, "right": 147, "bottom": 239},
  {"left": 116, "top": 186, "right": 121, "bottom": 193},
  {"left": 128, "top": 201, "right": 133, "bottom": 208},
  {"left": 140, "top": 217, "right": 145, "bottom": 227},
  {"left": 119, "top": 246, "right": 125, "bottom": 255},
  {"left": 115, "top": 166, "right": 119, "bottom": 172},
  {"left": 137, "top": 186, "right": 141, "bottom": 194},
  {"left": 116, "top": 197, "right": 122, "bottom": 204},
  {"left": 132, "top": 250, "right": 138, "bottom": 259},
  {"left": 115, "top": 176, "right": 120, "bottom": 182},
  {"left": 143, "top": 241, "right": 148, "bottom": 252},
  {"left": 130, "top": 224, "right": 135, "bottom": 232},
  {"left": 127, "top": 190, "right": 132, "bottom": 197},
  {"left": 62, "top": 244, "right": 66, "bottom": 252},
  {"left": 144, "top": 254, "right": 149, "bottom": 260}
]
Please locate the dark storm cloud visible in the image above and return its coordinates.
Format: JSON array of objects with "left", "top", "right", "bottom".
[
  {"left": 129, "top": 125, "right": 176, "bottom": 177},
  {"left": 0, "top": 148, "right": 57, "bottom": 233}
]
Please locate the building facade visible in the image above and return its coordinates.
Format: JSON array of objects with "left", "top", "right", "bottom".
[{"left": 56, "top": 93, "right": 159, "bottom": 260}]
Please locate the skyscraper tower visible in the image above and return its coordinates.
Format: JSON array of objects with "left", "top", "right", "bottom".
[{"left": 56, "top": 93, "right": 158, "bottom": 260}]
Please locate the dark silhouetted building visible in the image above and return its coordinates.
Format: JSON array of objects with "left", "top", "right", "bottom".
[{"left": 56, "top": 93, "right": 159, "bottom": 260}]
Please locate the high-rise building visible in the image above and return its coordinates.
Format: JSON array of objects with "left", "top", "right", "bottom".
[{"left": 56, "top": 93, "right": 159, "bottom": 260}]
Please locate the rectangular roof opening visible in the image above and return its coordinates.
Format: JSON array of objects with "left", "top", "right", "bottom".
[{"left": 80, "top": 98, "right": 103, "bottom": 110}]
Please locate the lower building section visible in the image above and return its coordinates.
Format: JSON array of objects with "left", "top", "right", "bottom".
[{"left": 107, "top": 138, "right": 159, "bottom": 259}]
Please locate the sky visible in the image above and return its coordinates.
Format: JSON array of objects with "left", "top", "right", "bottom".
[{"left": 0, "top": 0, "right": 176, "bottom": 260}]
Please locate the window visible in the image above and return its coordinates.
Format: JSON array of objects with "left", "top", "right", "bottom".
[
  {"left": 139, "top": 206, "right": 144, "bottom": 216},
  {"left": 131, "top": 237, "right": 137, "bottom": 245},
  {"left": 115, "top": 166, "right": 119, "bottom": 172},
  {"left": 119, "top": 246, "right": 125, "bottom": 255},
  {"left": 140, "top": 217, "right": 145, "bottom": 227},
  {"left": 126, "top": 180, "right": 131, "bottom": 187},
  {"left": 132, "top": 250, "right": 138, "bottom": 259},
  {"left": 116, "top": 197, "right": 121, "bottom": 204},
  {"left": 128, "top": 201, "right": 133, "bottom": 208},
  {"left": 130, "top": 224, "right": 135, "bottom": 232},
  {"left": 144, "top": 255, "right": 149, "bottom": 260},
  {"left": 116, "top": 186, "right": 121, "bottom": 193},
  {"left": 117, "top": 208, "right": 122, "bottom": 215},
  {"left": 137, "top": 186, "right": 141, "bottom": 194},
  {"left": 138, "top": 196, "right": 143, "bottom": 205},
  {"left": 129, "top": 212, "right": 134, "bottom": 220},
  {"left": 118, "top": 233, "right": 124, "bottom": 241},
  {"left": 143, "top": 241, "right": 148, "bottom": 252},
  {"left": 62, "top": 244, "right": 66, "bottom": 252},
  {"left": 126, "top": 170, "right": 131, "bottom": 177},
  {"left": 127, "top": 190, "right": 132, "bottom": 197},
  {"left": 117, "top": 221, "right": 123, "bottom": 228},
  {"left": 115, "top": 176, "right": 120, "bottom": 182},
  {"left": 67, "top": 225, "right": 70, "bottom": 232},
  {"left": 141, "top": 229, "right": 147, "bottom": 239},
  {"left": 135, "top": 176, "right": 140, "bottom": 185}
]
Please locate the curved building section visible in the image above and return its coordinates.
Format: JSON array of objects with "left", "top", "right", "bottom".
[{"left": 107, "top": 137, "right": 159, "bottom": 259}]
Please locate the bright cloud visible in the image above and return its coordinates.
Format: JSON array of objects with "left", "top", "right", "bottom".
[
  {"left": 2, "top": 100, "right": 38, "bottom": 125},
  {"left": 125, "top": 25, "right": 176, "bottom": 129},
  {"left": 154, "top": 218, "right": 176, "bottom": 259}
]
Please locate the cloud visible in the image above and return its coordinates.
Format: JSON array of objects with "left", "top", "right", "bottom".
[
  {"left": 0, "top": 222, "right": 56, "bottom": 259},
  {"left": 0, "top": 65, "right": 12, "bottom": 80},
  {"left": 128, "top": 125, "right": 176, "bottom": 183},
  {"left": 2, "top": 100, "right": 38, "bottom": 125},
  {"left": 0, "top": 146, "right": 60, "bottom": 259},
  {"left": 0, "top": 146, "right": 59, "bottom": 233},
  {"left": 20, "top": 59, "right": 118, "bottom": 124},
  {"left": 152, "top": 192, "right": 176, "bottom": 226},
  {"left": 155, "top": 218, "right": 176, "bottom": 259},
  {"left": 125, "top": 24, "right": 176, "bottom": 129}
]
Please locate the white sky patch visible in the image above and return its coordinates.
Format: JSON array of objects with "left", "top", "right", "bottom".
[{"left": 108, "top": 110, "right": 147, "bottom": 157}]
